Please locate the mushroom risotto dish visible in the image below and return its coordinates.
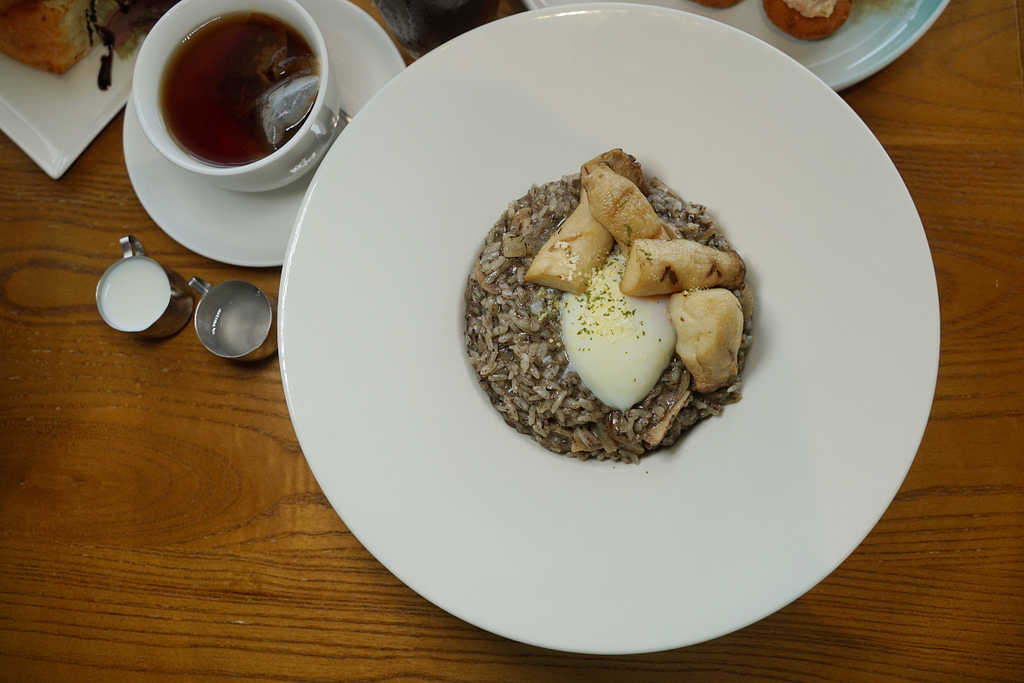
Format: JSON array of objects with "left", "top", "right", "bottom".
[{"left": 464, "top": 150, "right": 754, "bottom": 463}]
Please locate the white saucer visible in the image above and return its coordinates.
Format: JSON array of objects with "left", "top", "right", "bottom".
[{"left": 123, "top": 0, "right": 405, "bottom": 267}]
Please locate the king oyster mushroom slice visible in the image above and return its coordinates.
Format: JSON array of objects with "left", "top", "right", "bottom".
[
  {"left": 581, "top": 163, "right": 671, "bottom": 252},
  {"left": 582, "top": 148, "right": 649, "bottom": 196},
  {"left": 524, "top": 187, "right": 614, "bottom": 294},
  {"left": 620, "top": 237, "right": 746, "bottom": 297},
  {"left": 642, "top": 381, "right": 692, "bottom": 447},
  {"left": 669, "top": 288, "right": 744, "bottom": 393}
]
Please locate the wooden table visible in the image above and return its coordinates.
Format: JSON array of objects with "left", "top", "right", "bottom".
[{"left": 2, "top": 0, "right": 1022, "bottom": 679}]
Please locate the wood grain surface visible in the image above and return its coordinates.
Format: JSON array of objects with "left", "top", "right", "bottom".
[{"left": 2, "top": 0, "right": 1022, "bottom": 680}]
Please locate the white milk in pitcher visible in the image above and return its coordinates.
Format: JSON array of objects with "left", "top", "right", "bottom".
[{"left": 97, "top": 258, "right": 171, "bottom": 332}]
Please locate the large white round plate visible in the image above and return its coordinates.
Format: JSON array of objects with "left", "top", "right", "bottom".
[
  {"left": 524, "top": 0, "right": 949, "bottom": 90},
  {"left": 123, "top": 0, "right": 404, "bottom": 267},
  {"left": 279, "top": 4, "right": 939, "bottom": 654}
]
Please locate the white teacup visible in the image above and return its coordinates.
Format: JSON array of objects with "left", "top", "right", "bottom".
[{"left": 132, "top": 0, "right": 342, "bottom": 192}]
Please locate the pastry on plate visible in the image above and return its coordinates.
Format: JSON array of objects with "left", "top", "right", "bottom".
[
  {"left": 762, "top": 0, "right": 852, "bottom": 40},
  {"left": 0, "top": 0, "right": 179, "bottom": 77}
]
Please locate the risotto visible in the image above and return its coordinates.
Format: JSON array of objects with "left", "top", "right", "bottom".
[{"left": 464, "top": 153, "right": 752, "bottom": 463}]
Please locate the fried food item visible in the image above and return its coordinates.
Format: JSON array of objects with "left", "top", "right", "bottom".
[
  {"left": 0, "top": 0, "right": 180, "bottom": 78},
  {"left": 669, "top": 288, "right": 744, "bottom": 392},
  {"left": 762, "top": 0, "right": 852, "bottom": 40},
  {"left": 0, "top": 0, "right": 92, "bottom": 74},
  {"left": 621, "top": 237, "right": 746, "bottom": 297}
]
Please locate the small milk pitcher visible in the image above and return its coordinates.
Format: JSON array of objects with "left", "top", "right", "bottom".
[{"left": 96, "top": 235, "right": 193, "bottom": 338}]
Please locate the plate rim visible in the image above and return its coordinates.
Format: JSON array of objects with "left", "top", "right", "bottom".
[
  {"left": 519, "top": 0, "right": 951, "bottom": 90},
  {"left": 278, "top": 3, "right": 941, "bottom": 654}
]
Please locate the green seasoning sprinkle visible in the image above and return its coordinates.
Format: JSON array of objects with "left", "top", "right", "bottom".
[{"left": 565, "top": 251, "right": 651, "bottom": 344}]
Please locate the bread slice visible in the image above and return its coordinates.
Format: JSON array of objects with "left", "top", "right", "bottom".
[{"left": 0, "top": 0, "right": 95, "bottom": 74}]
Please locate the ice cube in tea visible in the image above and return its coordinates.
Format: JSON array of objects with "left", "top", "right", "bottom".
[{"left": 259, "top": 73, "right": 319, "bottom": 147}]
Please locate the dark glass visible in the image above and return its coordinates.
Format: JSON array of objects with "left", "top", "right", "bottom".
[
  {"left": 374, "top": 0, "right": 500, "bottom": 58},
  {"left": 161, "top": 12, "right": 319, "bottom": 167}
]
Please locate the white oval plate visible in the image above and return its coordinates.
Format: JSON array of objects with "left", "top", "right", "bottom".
[
  {"left": 279, "top": 4, "right": 940, "bottom": 654},
  {"left": 523, "top": 0, "right": 950, "bottom": 90}
]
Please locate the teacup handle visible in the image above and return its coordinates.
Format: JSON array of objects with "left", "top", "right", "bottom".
[
  {"left": 120, "top": 235, "right": 146, "bottom": 259},
  {"left": 189, "top": 276, "right": 212, "bottom": 298}
]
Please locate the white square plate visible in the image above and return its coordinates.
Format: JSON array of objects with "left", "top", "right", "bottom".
[{"left": 0, "top": 46, "right": 136, "bottom": 178}]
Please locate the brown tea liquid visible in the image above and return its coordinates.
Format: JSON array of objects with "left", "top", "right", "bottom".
[{"left": 161, "top": 12, "right": 319, "bottom": 167}]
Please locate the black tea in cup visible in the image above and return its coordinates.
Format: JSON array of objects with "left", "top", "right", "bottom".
[{"left": 161, "top": 12, "right": 320, "bottom": 166}]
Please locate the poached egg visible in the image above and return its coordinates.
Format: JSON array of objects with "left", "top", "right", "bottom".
[{"left": 560, "top": 252, "right": 676, "bottom": 411}]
